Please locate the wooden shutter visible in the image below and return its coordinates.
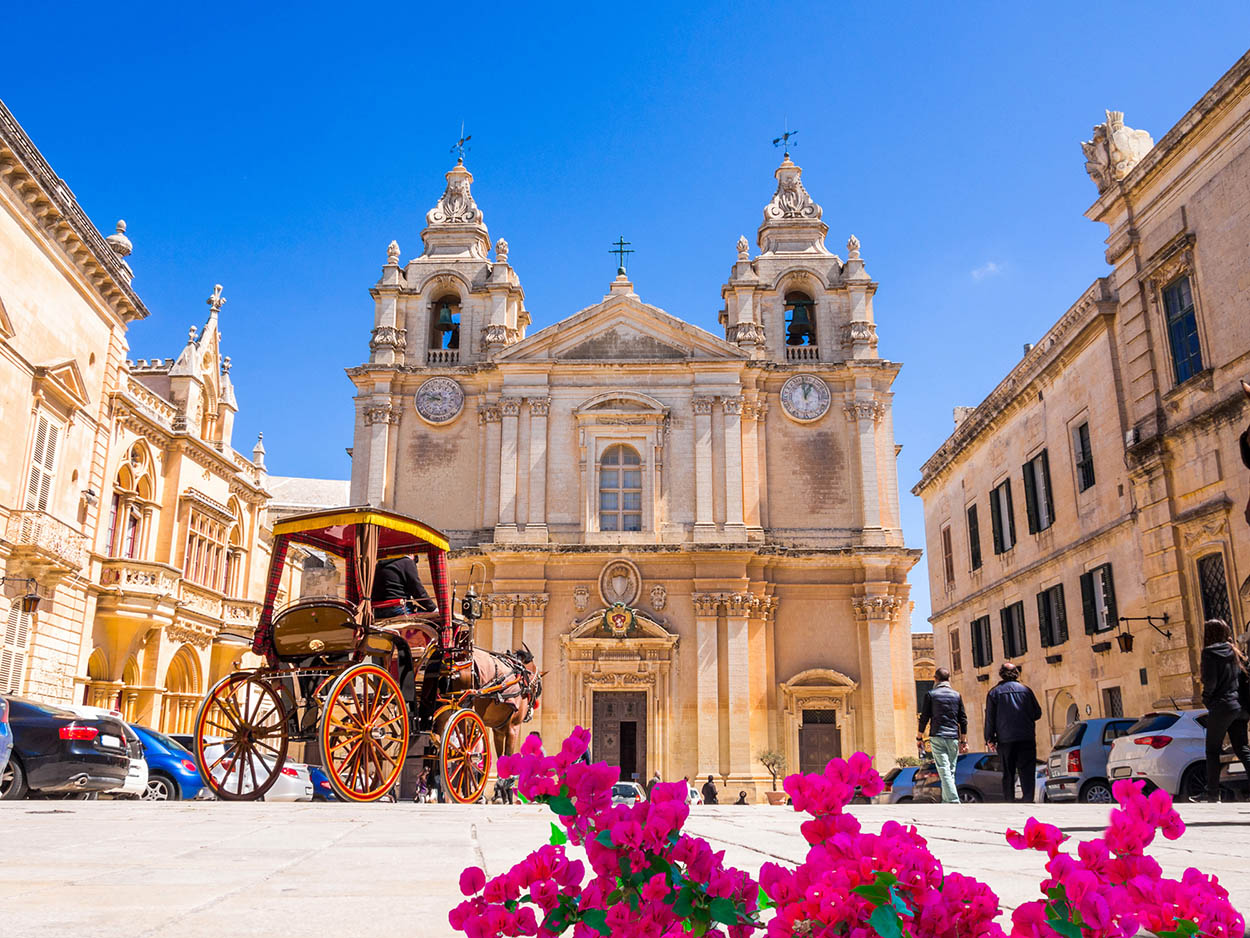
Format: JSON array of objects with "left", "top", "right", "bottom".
[
  {"left": 1004, "top": 481, "right": 1017, "bottom": 546},
  {"left": 0, "top": 604, "right": 30, "bottom": 694},
  {"left": 25, "top": 413, "right": 60, "bottom": 512},
  {"left": 1014, "top": 604, "right": 1027, "bottom": 656},
  {"left": 1022, "top": 460, "right": 1039, "bottom": 534},
  {"left": 967, "top": 504, "right": 981, "bottom": 570},
  {"left": 1053, "top": 584, "right": 1068, "bottom": 644},
  {"left": 1100, "top": 565, "right": 1118, "bottom": 631},
  {"left": 941, "top": 526, "right": 955, "bottom": 586},
  {"left": 1037, "top": 591, "right": 1051, "bottom": 648},
  {"left": 1080, "top": 571, "right": 1097, "bottom": 634},
  {"left": 950, "top": 628, "right": 962, "bottom": 672},
  {"left": 1000, "top": 608, "right": 1012, "bottom": 658},
  {"left": 990, "top": 490, "right": 1004, "bottom": 554},
  {"left": 1040, "top": 450, "right": 1055, "bottom": 524}
]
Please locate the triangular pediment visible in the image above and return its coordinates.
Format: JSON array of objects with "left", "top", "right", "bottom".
[
  {"left": 496, "top": 293, "right": 747, "bottom": 363},
  {"left": 33, "top": 359, "right": 90, "bottom": 411}
]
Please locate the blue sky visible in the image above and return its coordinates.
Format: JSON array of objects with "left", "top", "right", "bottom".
[{"left": 4, "top": 3, "right": 1248, "bottom": 629}]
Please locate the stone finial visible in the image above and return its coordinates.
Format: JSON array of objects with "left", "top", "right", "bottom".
[
  {"left": 1082, "top": 109, "right": 1154, "bottom": 193},
  {"left": 846, "top": 234, "right": 861, "bottom": 260},
  {"left": 386, "top": 240, "right": 401, "bottom": 265},
  {"left": 736, "top": 235, "right": 749, "bottom": 260},
  {"left": 221, "top": 356, "right": 232, "bottom": 374},
  {"left": 105, "top": 220, "right": 132, "bottom": 258},
  {"left": 207, "top": 284, "right": 226, "bottom": 315},
  {"left": 426, "top": 161, "right": 484, "bottom": 227},
  {"left": 495, "top": 237, "right": 509, "bottom": 263},
  {"left": 764, "top": 156, "right": 821, "bottom": 222},
  {"left": 252, "top": 432, "right": 266, "bottom": 468},
  {"left": 188, "top": 325, "right": 198, "bottom": 344}
]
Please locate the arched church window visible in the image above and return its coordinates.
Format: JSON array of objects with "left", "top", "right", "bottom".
[
  {"left": 599, "top": 445, "right": 642, "bottom": 532},
  {"left": 431, "top": 295, "right": 461, "bottom": 351},
  {"left": 107, "top": 444, "right": 154, "bottom": 559},
  {"left": 784, "top": 292, "right": 816, "bottom": 346}
]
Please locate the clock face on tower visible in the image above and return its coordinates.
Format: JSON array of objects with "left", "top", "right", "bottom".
[
  {"left": 415, "top": 376, "right": 464, "bottom": 425},
  {"left": 780, "top": 374, "right": 831, "bottom": 422}
]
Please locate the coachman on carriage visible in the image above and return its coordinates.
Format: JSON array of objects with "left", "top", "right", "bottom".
[{"left": 192, "top": 508, "right": 542, "bottom": 803}]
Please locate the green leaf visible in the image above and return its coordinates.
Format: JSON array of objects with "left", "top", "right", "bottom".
[
  {"left": 890, "top": 890, "right": 914, "bottom": 919},
  {"left": 595, "top": 829, "right": 614, "bottom": 847},
  {"left": 673, "top": 886, "right": 695, "bottom": 917},
  {"left": 581, "top": 909, "right": 611, "bottom": 935},
  {"left": 1045, "top": 916, "right": 1083, "bottom": 938},
  {"left": 757, "top": 891, "right": 775, "bottom": 912},
  {"left": 516, "top": 791, "right": 529, "bottom": 804},
  {"left": 549, "top": 822, "right": 568, "bottom": 846},
  {"left": 868, "top": 904, "right": 903, "bottom": 938},
  {"left": 1158, "top": 922, "right": 1202, "bottom": 938},
  {"left": 547, "top": 793, "right": 577, "bottom": 817},
  {"left": 709, "top": 897, "right": 741, "bottom": 925}
]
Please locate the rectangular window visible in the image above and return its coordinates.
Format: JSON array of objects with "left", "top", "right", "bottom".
[
  {"left": 184, "top": 509, "right": 227, "bottom": 590},
  {"left": 1196, "top": 553, "right": 1232, "bottom": 624},
  {"left": 1162, "top": 275, "right": 1203, "bottom": 385},
  {"left": 25, "top": 412, "right": 61, "bottom": 513},
  {"left": 949, "top": 627, "right": 962, "bottom": 673},
  {"left": 967, "top": 504, "right": 982, "bottom": 571},
  {"left": 989, "top": 480, "right": 1016, "bottom": 554},
  {"left": 941, "top": 525, "right": 955, "bottom": 588},
  {"left": 970, "top": 616, "right": 993, "bottom": 668},
  {"left": 1022, "top": 450, "right": 1055, "bottom": 534},
  {"left": 1036, "top": 583, "right": 1069, "bottom": 648},
  {"left": 1072, "top": 422, "right": 1095, "bottom": 492},
  {"left": 1080, "top": 563, "right": 1118, "bottom": 634},
  {"left": 1102, "top": 686, "right": 1124, "bottom": 719},
  {"left": 1000, "top": 601, "right": 1028, "bottom": 659},
  {"left": 0, "top": 604, "right": 31, "bottom": 695}
]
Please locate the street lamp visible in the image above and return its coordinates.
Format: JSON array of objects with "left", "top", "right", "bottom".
[{"left": 0, "top": 576, "right": 41, "bottom": 614}]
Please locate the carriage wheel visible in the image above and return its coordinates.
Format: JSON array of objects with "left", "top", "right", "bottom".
[
  {"left": 194, "top": 672, "right": 289, "bottom": 801},
  {"left": 319, "top": 664, "right": 409, "bottom": 802},
  {"left": 439, "top": 708, "right": 491, "bottom": 804}
]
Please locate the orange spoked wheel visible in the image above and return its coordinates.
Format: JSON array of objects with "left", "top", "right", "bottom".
[
  {"left": 439, "top": 708, "right": 491, "bottom": 804},
  {"left": 318, "top": 664, "right": 409, "bottom": 802},
  {"left": 194, "top": 672, "right": 289, "bottom": 801}
]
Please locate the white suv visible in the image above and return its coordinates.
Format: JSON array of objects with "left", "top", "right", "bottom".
[{"left": 1105, "top": 710, "right": 1209, "bottom": 800}]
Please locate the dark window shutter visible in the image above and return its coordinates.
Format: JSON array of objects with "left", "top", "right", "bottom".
[
  {"left": 1037, "top": 591, "right": 1050, "bottom": 648},
  {"left": 1053, "top": 584, "right": 1068, "bottom": 644},
  {"left": 1013, "top": 603, "right": 1027, "bottom": 656},
  {"left": 1004, "top": 481, "right": 1017, "bottom": 544},
  {"left": 990, "top": 490, "right": 1004, "bottom": 554},
  {"left": 1041, "top": 450, "right": 1055, "bottom": 524},
  {"left": 1022, "top": 461, "right": 1039, "bottom": 534},
  {"left": 1080, "top": 571, "right": 1097, "bottom": 634},
  {"left": 1102, "top": 565, "right": 1118, "bottom": 630},
  {"left": 1000, "top": 608, "right": 1012, "bottom": 658},
  {"left": 967, "top": 505, "right": 981, "bottom": 570}
]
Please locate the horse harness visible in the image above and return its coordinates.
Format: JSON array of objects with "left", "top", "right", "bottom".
[{"left": 475, "top": 650, "right": 542, "bottom": 722}]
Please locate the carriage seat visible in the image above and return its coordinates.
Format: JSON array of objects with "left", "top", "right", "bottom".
[{"left": 271, "top": 598, "right": 394, "bottom": 659}]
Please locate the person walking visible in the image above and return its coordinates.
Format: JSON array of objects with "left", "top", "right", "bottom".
[
  {"left": 645, "top": 770, "right": 661, "bottom": 800},
  {"left": 984, "top": 662, "right": 1042, "bottom": 802},
  {"left": 917, "top": 666, "right": 967, "bottom": 803},
  {"left": 1194, "top": 618, "right": 1250, "bottom": 802},
  {"left": 701, "top": 774, "right": 719, "bottom": 805}
]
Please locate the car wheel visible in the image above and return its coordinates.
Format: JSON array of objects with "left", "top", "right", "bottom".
[
  {"left": 142, "top": 774, "right": 179, "bottom": 801},
  {"left": 958, "top": 788, "right": 983, "bottom": 804},
  {"left": 1079, "top": 779, "right": 1115, "bottom": 804},
  {"left": 1178, "top": 764, "right": 1206, "bottom": 801},
  {"left": 0, "top": 758, "right": 27, "bottom": 800}
]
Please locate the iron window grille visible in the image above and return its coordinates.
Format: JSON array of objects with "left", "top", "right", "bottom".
[{"left": 1196, "top": 553, "right": 1232, "bottom": 624}]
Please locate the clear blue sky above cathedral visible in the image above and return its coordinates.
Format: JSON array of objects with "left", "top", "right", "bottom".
[{"left": 4, "top": 3, "right": 1249, "bottom": 628}]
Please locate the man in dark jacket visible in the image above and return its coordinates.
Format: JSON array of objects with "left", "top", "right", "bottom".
[
  {"left": 371, "top": 555, "right": 437, "bottom": 618},
  {"left": 701, "top": 775, "right": 719, "bottom": 805},
  {"left": 918, "top": 667, "right": 967, "bottom": 803},
  {"left": 984, "top": 662, "right": 1042, "bottom": 802},
  {"left": 1197, "top": 618, "right": 1250, "bottom": 802}
]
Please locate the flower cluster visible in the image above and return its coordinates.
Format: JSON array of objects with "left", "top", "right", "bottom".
[{"left": 1008, "top": 779, "right": 1243, "bottom": 938}]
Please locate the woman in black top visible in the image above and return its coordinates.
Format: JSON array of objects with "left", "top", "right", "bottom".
[{"left": 1197, "top": 618, "right": 1250, "bottom": 802}]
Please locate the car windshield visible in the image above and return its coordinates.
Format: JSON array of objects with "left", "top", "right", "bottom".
[
  {"left": 137, "top": 726, "right": 193, "bottom": 756},
  {"left": 1054, "top": 723, "right": 1086, "bottom": 748},
  {"left": 1126, "top": 713, "right": 1180, "bottom": 734},
  {"left": 612, "top": 783, "right": 635, "bottom": 795}
]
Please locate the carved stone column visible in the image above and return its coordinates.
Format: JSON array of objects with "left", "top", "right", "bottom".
[
  {"left": 526, "top": 398, "right": 550, "bottom": 541},
  {"left": 853, "top": 591, "right": 904, "bottom": 760},
  {"left": 693, "top": 398, "right": 715, "bottom": 543},
  {"left": 496, "top": 397, "right": 522, "bottom": 540},
  {"left": 694, "top": 592, "right": 722, "bottom": 776},
  {"left": 363, "top": 400, "right": 400, "bottom": 506},
  {"left": 845, "top": 399, "right": 886, "bottom": 546},
  {"left": 519, "top": 592, "right": 549, "bottom": 734},
  {"left": 722, "top": 398, "right": 747, "bottom": 540},
  {"left": 486, "top": 594, "right": 517, "bottom": 654}
]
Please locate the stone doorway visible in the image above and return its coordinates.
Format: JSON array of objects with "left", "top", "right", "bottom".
[
  {"left": 798, "top": 708, "right": 841, "bottom": 774},
  {"left": 592, "top": 691, "right": 647, "bottom": 782}
]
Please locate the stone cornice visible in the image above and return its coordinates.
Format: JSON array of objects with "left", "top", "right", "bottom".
[
  {"left": 0, "top": 101, "right": 148, "bottom": 323},
  {"left": 914, "top": 278, "right": 1116, "bottom": 494}
]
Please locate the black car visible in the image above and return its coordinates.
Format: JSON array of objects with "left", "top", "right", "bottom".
[{"left": 0, "top": 696, "right": 129, "bottom": 799}]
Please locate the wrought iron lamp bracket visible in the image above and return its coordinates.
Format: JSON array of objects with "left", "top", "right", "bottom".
[{"left": 1117, "top": 613, "right": 1172, "bottom": 639}]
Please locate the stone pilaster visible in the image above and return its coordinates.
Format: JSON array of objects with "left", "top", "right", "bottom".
[
  {"left": 845, "top": 399, "right": 886, "bottom": 546},
  {"left": 693, "top": 592, "right": 721, "bottom": 776},
  {"left": 722, "top": 397, "right": 747, "bottom": 541},
  {"left": 725, "top": 593, "right": 753, "bottom": 776},
  {"left": 519, "top": 592, "right": 549, "bottom": 734},
  {"left": 479, "top": 403, "right": 501, "bottom": 529},
  {"left": 526, "top": 398, "right": 550, "bottom": 541},
  {"left": 495, "top": 397, "right": 522, "bottom": 540},
  {"left": 853, "top": 591, "right": 905, "bottom": 761},
  {"left": 363, "top": 400, "right": 400, "bottom": 506},
  {"left": 693, "top": 397, "right": 715, "bottom": 542}
]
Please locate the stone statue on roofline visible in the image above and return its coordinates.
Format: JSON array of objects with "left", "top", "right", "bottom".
[{"left": 1082, "top": 110, "right": 1154, "bottom": 193}]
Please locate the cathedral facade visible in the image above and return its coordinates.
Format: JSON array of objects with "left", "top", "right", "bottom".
[{"left": 348, "top": 155, "right": 919, "bottom": 790}]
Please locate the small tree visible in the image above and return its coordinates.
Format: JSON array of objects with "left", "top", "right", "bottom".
[{"left": 759, "top": 749, "right": 786, "bottom": 791}]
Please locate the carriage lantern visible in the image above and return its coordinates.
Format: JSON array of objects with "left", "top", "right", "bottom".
[
  {"left": 461, "top": 584, "right": 483, "bottom": 621},
  {"left": 1115, "top": 631, "right": 1134, "bottom": 653},
  {"left": 436, "top": 302, "right": 455, "bottom": 332}
]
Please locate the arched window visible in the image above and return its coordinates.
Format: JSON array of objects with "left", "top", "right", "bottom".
[
  {"left": 784, "top": 292, "right": 816, "bottom": 346},
  {"left": 107, "top": 444, "right": 154, "bottom": 559},
  {"left": 160, "top": 645, "right": 202, "bottom": 735},
  {"left": 599, "top": 445, "right": 642, "bottom": 532},
  {"left": 224, "top": 500, "right": 246, "bottom": 598},
  {"left": 430, "top": 294, "right": 461, "bottom": 351}
]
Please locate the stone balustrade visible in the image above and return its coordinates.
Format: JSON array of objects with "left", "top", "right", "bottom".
[
  {"left": 785, "top": 345, "right": 820, "bottom": 362},
  {"left": 427, "top": 348, "right": 460, "bottom": 365},
  {"left": 123, "top": 375, "right": 177, "bottom": 428},
  {"left": 98, "top": 558, "right": 181, "bottom": 595},
  {"left": 178, "top": 580, "right": 225, "bottom": 619},
  {"left": 5, "top": 510, "right": 88, "bottom": 571}
]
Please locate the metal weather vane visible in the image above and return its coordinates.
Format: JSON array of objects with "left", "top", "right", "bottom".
[
  {"left": 451, "top": 122, "right": 472, "bottom": 163},
  {"left": 772, "top": 121, "right": 798, "bottom": 158},
  {"left": 610, "top": 235, "right": 634, "bottom": 275}
]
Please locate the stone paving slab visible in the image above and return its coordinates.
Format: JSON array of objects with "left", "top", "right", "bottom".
[{"left": 2, "top": 802, "right": 1246, "bottom": 937}]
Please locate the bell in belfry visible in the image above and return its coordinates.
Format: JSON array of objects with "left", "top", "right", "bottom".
[
  {"left": 786, "top": 299, "right": 814, "bottom": 345},
  {"left": 437, "top": 302, "right": 455, "bottom": 332}
]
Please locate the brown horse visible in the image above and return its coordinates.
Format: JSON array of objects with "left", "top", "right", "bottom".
[{"left": 470, "top": 646, "right": 543, "bottom": 759}]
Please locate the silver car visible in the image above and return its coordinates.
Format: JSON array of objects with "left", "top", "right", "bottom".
[
  {"left": 1045, "top": 718, "right": 1138, "bottom": 803},
  {"left": 199, "top": 737, "right": 314, "bottom": 802}
]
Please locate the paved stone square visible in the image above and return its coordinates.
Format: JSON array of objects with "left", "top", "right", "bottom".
[{"left": 2, "top": 802, "right": 1247, "bottom": 937}]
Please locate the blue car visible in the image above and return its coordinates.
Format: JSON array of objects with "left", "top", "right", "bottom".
[
  {"left": 0, "top": 696, "right": 12, "bottom": 782},
  {"left": 131, "top": 725, "right": 206, "bottom": 801},
  {"left": 309, "top": 764, "right": 337, "bottom": 802}
]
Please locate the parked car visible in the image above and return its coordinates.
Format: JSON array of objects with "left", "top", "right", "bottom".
[
  {"left": 875, "top": 765, "right": 924, "bottom": 804},
  {"left": 308, "top": 765, "right": 337, "bottom": 802},
  {"left": 0, "top": 696, "right": 129, "bottom": 799},
  {"left": 914, "top": 752, "right": 1047, "bottom": 803},
  {"left": 1106, "top": 710, "right": 1209, "bottom": 800},
  {"left": 62, "top": 705, "right": 148, "bottom": 799},
  {"left": 612, "top": 781, "right": 647, "bottom": 806},
  {"left": 0, "top": 697, "right": 11, "bottom": 783},
  {"left": 1044, "top": 718, "right": 1138, "bottom": 804},
  {"left": 684, "top": 781, "right": 703, "bottom": 805},
  {"left": 198, "top": 737, "right": 314, "bottom": 801},
  {"left": 131, "top": 725, "right": 207, "bottom": 801}
]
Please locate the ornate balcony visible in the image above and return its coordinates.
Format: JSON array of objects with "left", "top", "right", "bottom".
[
  {"left": 98, "top": 559, "right": 181, "bottom": 596},
  {"left": 785, "top": 345, "right": 820, "bottom": 362},
  {"left": 427, "top": 348, "right": 460, "bottom": 365},
  {"left": 178, "top": 580, "right": 224, "bottom": 620},
  {"left": 5, "top": 510, "right": 88, "bottom": 573}
]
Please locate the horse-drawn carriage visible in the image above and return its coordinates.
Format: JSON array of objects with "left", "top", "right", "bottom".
[{"left": 191, "top": 507, "right": 541, "bottom": 803}]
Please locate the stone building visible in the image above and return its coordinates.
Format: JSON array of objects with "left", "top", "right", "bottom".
[
  {"left": 914, "top": 52, "right": 1250, "bottom": 752},
  {"left": 349, "top": 153, "right": 920, "bottom": 790},
  {"left": 911, "top": 632, "right": 935, "bottom": 714}
]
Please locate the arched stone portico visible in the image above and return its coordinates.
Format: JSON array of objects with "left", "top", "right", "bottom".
[{"left": 779, "top": 668, "right": 858, "bottom": 776}]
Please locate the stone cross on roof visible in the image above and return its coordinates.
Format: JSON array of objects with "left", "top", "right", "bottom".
[{"left": 207, "top": 284, "right": 226, "bottom": 314}]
